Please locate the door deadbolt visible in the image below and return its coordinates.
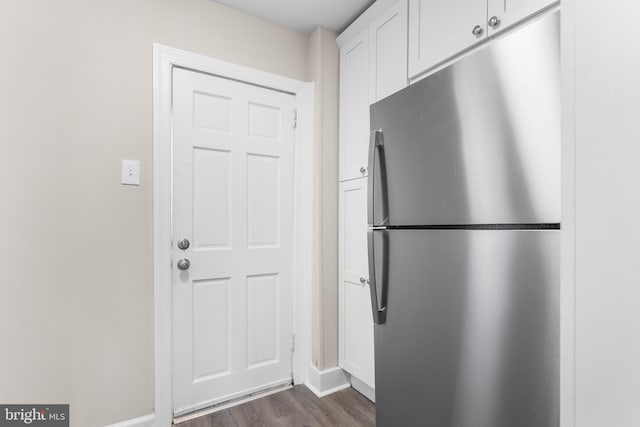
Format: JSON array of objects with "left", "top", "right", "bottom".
[{"left": 177, "top": 238, "right": 190, "bottom": 250}]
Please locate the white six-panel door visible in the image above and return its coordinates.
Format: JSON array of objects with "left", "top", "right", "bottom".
[{"left": 171, "top": 68, "right": 296, "bottom": 415}]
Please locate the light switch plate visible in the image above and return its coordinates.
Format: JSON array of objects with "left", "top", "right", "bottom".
[{"left": 121, "top": 160, "right": 140, "bottom": 186}]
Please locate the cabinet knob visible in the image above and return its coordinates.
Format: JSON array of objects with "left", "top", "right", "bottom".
[
  {"left": 360, "top": 277, "right": 367, "bottom": 284},
  {"left": 488, "top": 16, "right": 501, "bottom": 29},
  {"left": 472, "top": 25, "right": 484, "bottom": 37},
  {"left": 360, "top": 166, "right": 367, "bottom": 174}
]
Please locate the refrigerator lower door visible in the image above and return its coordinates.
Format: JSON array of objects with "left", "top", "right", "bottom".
[{"left": 373, "top": 229, "right": 559, "bottom": 427}]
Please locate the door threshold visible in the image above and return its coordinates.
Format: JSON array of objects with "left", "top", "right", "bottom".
[{"left": 172, "top": 382, "right": 293, "bottom": 424}]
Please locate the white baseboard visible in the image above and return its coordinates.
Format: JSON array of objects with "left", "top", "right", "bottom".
[
  {"left": 351, "top": 375, "right": 376, "bottom": 403},
  {"left": 104, "top": 413, "right": 155, "bottom": 427},
  {"left": 305, "top": 365, "right": 351, "bottom": 397}
]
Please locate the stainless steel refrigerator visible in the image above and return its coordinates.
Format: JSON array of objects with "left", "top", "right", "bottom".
[{"left": 367, "top": 11, "right": 560, "bottom": 427}]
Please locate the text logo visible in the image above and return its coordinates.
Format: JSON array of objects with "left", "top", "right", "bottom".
[{"left": 0, "top": 405, "right": 68, "bottom": 427}]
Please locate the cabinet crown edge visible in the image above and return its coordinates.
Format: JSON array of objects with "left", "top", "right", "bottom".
[{"left": 337, "top": 0, "right": 404, "bottom": 47}]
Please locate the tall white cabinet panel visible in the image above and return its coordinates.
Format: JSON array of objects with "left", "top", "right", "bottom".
[
  {"left": 408, "top": 0, "right": 486, "bottom": 78},
  {"left": 339, "top": 29, "right": 370, "bottom": 181},
  {"left": 338, "top": 178, "right": 375, "bottom": 389},
  {"left": 369, "top": 0, "right": 409, "bottom": 103},
  {"left": 487, "top": 0, "right": 557, "bottom": 36},
  {"left": 338, "top": 0, "right": 408, "bottom": 399}
]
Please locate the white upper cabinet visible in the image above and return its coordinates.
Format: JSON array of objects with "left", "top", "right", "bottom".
[
  {"left": 408, "top": 0, "right": 486, "bottom": 78},
  {"left": 487, "top": 0, "right": 557, "bottom": 36},
  {"left": 340, "top": 29, "right": 370, "bottom": 181},
  {"left": 369, "top": 0, "right": 409, "bottom": 104},
  {"left": 339, "top": 0, "right": 408, "bottom": 181},
  {"left": 408, "top": 0, "right": 559, "bottom": 78}
]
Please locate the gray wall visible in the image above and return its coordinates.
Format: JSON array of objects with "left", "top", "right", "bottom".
[
  {"left": 0, "top": 1, "right": 312, "bottom": 426},
  {"left": 563, "top": 1, "right": 640, "bottom": 425},
  {"left": 307, "top": 27, "right": 340, "bottom": 371}
]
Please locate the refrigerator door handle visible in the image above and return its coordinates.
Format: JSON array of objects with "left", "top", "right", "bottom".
[
  {"left": 368, "top": 129, "right": 389, "bottom": 226},
  {"left": 367, "top": 230, "right": 388, "bottom": 325}
]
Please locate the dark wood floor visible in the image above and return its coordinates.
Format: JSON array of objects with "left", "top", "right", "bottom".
[{"left": 176, "top": 385, "right": 376, "bottom": 427}]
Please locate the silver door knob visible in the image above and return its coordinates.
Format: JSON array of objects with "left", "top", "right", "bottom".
[
  {"left": 472, "top": 25, "right": 484, "bottom": 37},
  {"left": 360, "top": 277, "right": 367, "bottom": 284},
  {"left": 488, "top": 16, "right": 501, "bottom": 29},
  {"left": 177, "top": 238, "right": 190, "bottom": 250},
  {"left": 360, "top": 166, "right": 366, "bottom": 174},
  {"left": 177, "top": 258, "right": 190, "bottom": 270}
]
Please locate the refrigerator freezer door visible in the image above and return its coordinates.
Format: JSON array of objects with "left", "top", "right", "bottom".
[
  {"left": 369, "top": 11, "right": 560, "bottom": 227},
  {"left": 373, "top": 229, "right": 559, "bottom": 427}
]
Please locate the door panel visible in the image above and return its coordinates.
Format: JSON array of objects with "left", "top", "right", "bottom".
[
  {"left": 192, "top": 278, "right": 231, "bottom": 380},
  {"left": 374, "top": 229, "right": 559, "bottom": 427},
  {"left": 192, "top": 148, "right": 231, "bottom": 248},
  {"left": 246, "top": 274, "right": 280, "bottom": 367},
  {"left": 371, "top": 11, "right": 560, "bottom": 226},
  {"left": 247, "top": 154, "right": 280, "bottom": 247},
  {"left": 172, "top": 68, "right": 295, "bottom": 415}
]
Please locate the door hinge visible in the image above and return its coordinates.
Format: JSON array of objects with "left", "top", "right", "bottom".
[{"left": 292, "top": 109, "right": 297, "bottom": 129}]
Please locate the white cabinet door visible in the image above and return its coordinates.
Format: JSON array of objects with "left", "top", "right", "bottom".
[
  {"left": 487, "top": 0, "right": 557, "bottom": 36},
  {"left": 340, "top": 29, "right": 370, "bottom": 181},
  {"left": 369, "top": 0, "right": 408, "bottom": 103},
  {"left": 408, "top": 0, "right": 487, "bottom": 78},
  {"left": 339, "top": 178, "right": 375, "bottom": 389}
]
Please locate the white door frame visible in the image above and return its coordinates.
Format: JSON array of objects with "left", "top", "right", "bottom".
[{"left": 152, "top": 44, "right": 314, "bottom": 426}]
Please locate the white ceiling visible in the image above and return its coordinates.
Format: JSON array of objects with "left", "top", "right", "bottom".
[{"left": 215, "top": 0, "right": 376, "bottom": 34}]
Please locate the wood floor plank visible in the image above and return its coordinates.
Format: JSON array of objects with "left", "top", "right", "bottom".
[
  {"left": 229, "top": 400, "right": 270, "bottom": 427},
  {"left": 207, "top": 411, "right": 239, "bottom": 427},
  {"left": 178, "top": 409, "right": 239, "bottom": 427},
  {"left": 274, "top": 412, "right": 323, "bottom": 427},
  {"left": 325, "top": 389, "right": 375, "bottom": 426},
  {"left": 269, "top": 389, "right": 302, "bottom": 420},
  {"left": 175, "top": 385, "right": 376, "bottom": 427},
  {"left": 286, "top": 385, "right": 348, "bottom": 427}
]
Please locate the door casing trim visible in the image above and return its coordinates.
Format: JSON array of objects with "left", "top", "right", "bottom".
[{"left": 153, "top": 43, "right": 314, "bottom": 425}]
